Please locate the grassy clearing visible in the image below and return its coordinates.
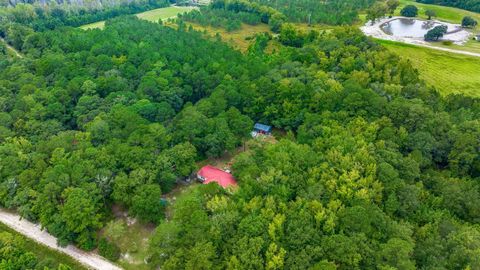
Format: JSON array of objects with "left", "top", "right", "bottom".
[
  {"left": 397, "top": 0, "right": 480, "bottom": 23},
  {"left": 79, "top": 6, "right": 196, "bottom": 30},
  {"left": 80, "top": 20, "right": 106, "bottom": 30},
  {"left": 435, "top": 38, "right": 480, "bottom": 54},
  {"left": 0, "top": 222, "right": 87, "bottom": 270},
  {"left": 177, "top": 22, "right": 273, "bottom": 51},
  {"left": 379, "top": 39, "right": 480, "bottom": 97},
  {"left": 136, "top": 6, "right": 196, "bottom": 22},
  {"left": 108, "top": 182, "right": 200, "bottom": 270},
  {"left": 102, "top": 206, "right": 155, "bottom": 270}
]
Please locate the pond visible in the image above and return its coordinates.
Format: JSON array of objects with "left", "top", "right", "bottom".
[{"left": 381, "top": 18, "right": 452, "bottom": 38}]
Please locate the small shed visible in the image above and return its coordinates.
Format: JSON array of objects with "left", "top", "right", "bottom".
[
  {"left": 197, "top": 165, "right": 237, "bottom": 188},
  {"left": 475, "top": 34, "right": 480, "bottom": 41},
  {"left": 253, "top": 123, "right": 272, "bottom": 135}
]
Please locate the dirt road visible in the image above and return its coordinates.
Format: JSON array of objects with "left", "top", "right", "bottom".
[
  {"left": 0, "top": 209, "right": 122, "bottom": 270},
  {"left": 0, "top": 38, "right": 23, "bottom": 58}
]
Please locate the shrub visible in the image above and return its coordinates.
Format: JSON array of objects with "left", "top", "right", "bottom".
[
  {"left": 98, "top": 238, "right": 121, "bottom": 262},
  {"left": 462, "top": 16, "right": 478, "bottom": 28},
  {"left": 424, "top": 25, "right": 448, "bottom": 41},
  {"left": 401, "top": 5, "right": 418, "bottom": 17},
  {"left": 442, "top": 40, "right": 453, "bottom": 45}
]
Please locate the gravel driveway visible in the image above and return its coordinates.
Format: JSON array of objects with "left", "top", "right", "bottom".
[{"left": 0, "top": 209, "right": 122, "bottom": 270}]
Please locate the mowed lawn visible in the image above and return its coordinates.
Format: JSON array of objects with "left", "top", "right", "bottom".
[
  {"left": 80, "top": 6, "right": 196, "bottom": 30},
  {"left": 397, "top": 0, "right": 480, "bottom": 23},
  {"left": 380, "top": 40, "right": 480, "bottom": 97}
]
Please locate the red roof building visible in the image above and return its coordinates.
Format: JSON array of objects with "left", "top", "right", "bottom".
[{"left": 197, "top": 165, "right": 237, "bottom": 188}]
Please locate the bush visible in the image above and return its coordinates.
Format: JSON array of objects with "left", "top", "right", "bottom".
[
  {"left": 462, "top": 16, "right": 478, "bottom": 28},
  {"left": 401, "top": 5, "right": 418, "bottom": 17},
  {"left": 442, "top": 40, "right": 453, "bottom": 45},
  {"left": 98, "top": 238, "right": 121, "bottom": 262},
  {"left": 424, "top": 25, "right": 448, "bottom": 41}
]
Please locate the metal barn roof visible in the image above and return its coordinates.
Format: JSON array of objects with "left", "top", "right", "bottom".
[
  {"left": 198, "top": 165, "right": 237, "bottom": 188},
  {"left": 254, "top": 123, "right": 272, "bottom": 133}
]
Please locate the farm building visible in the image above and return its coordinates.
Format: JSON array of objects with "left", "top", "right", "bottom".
[
  {"left": 253, "top": 123, "right": 272, "bottom": 135},
  {"left": 197, "top": 165, "right": 237, "bottom": 188}
]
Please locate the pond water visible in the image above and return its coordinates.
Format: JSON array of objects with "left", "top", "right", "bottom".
[{"left": 381, "top": 18, "right": 451, "bottom": 38}]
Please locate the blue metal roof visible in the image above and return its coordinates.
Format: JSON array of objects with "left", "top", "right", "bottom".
[{"left": 254, "top": 123, "right": 272, "bottom": 132}]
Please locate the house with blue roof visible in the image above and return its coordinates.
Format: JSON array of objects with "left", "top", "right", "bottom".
[{"left": 253, "top": 123, "right": 272, "bottom": 135}]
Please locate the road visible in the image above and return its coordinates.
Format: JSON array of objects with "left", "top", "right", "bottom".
[
  {"left": 361, "top": 17, "right": 480, "bottom": 58},
  {"left": 0, "top": 38, "right": 23, "bottom": 58},
  {"left": 0, "top": 209, "right": 122, "bottom": 270}
]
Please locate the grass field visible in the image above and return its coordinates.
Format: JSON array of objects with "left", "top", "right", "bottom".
[
  {"left": 175, "top": 22, "right": 273, "bottom": 51},
  {"left": 0, "top": 222, "right": 87, "bottom": 270},
  {"left": 397, "top": 0, "right": 480, "bottom": 23},
  {"left": 379, "top": 39, "right": 480, "bottom": 97},
  {"left": 80, "top": 6, "right": 196, "bottom": 30},
  {"left": 434, "top": 38, "right": 480, "bottom": 54}
]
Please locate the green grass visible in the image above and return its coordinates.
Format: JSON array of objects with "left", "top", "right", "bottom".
[
  {"left": 80, "top": 20, "right": 106, "bottom": 30},
  {"left": 136, "top": 6, "right": 196, "bottom": 22},
  {"left": 379, "top": 39, "right": 480, "bottom": 97},
  {"left": 80, "top": 6, "right": 196, "bottom": 30},
  {"left": 434, "top": 38, "right": 480, "bottom": 54},
  {"left": 397, "top": 0, "right": 480, "bottom": 23},
  {"left": 114, "top": 221, "right": 154, "bottom": 270},
  {"left": 0, "top": 222, "right": 87, "bottom": 270}
]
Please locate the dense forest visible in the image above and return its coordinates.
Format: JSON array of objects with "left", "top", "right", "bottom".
[
  {"left": 0, "top": 0, "right": 170, "bottom": 30},
  {"left": 180, "top": 0, "right": 376, "bottom": 30},
  {"left": 0, "top": 12, "right": 479, "bottom": 269},
  {"left": 180, "top": 0, "right": 285, "bottom": 32},
  {"left": 0, "top": 230, "right": 72, "bottom": 269},
  {"left": 250, "top": 0, "right": 376, "bottom": 25},
  {"left": 416, "top": 0, "right": 480, "bottom": 13}
]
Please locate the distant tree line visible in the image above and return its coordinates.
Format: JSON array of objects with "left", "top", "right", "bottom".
[
  {"left": 181, "top": 0, "right": 286, "bottom": 32},
  {"left": 416, "top": 0, "right": 480, "bottom": 13},
  {"left": 179, "top": 7, "right": 262, "bottom": 32},
  {"left": 0, "top": 0, "right": 170, "bottom": 31},
  {"left": 251, "top": 0, "right": 376, "bottom": 25}
]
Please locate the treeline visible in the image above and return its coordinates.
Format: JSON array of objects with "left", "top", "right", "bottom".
[
  {"left": 183, "top": 0, "right": 377, "bottom": 31},
  {"left": 180, "top": 0, "right": 286, "bottom": 32},
  {"left": 0, "top": 0, "right": 170, "bottom": 31},
  {"left": 251, "top": 0, "right": 376, "bottom": 25},
  {"left": 1, "top": 14, "right": 480, "bottom": 270},
  {"left": 0, "top": 230, "right": 74, "bottom": 269},
  {"left": 179, "top": 8, "right": 262, "bottom": 32},
  {"left": 417, "top": 0, "right": 480, "bottom": 13}
]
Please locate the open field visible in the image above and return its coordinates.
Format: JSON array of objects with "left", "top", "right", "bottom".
[
  {"left": 397, "top": 0, "right": 480, "bottom": 23},
  {"left": 435, "top": 38, "right": 480, "bottom": 54},
  {"left": 80, "top": 6, "right": 196, "bottom": 30},
  {"left": 175, "top": 22, "right": 273, "bottom": 51},
  {"left": 379, "top": 39, "right": 480, "bottom": 97},
  {"left": 136, "top": 6, "right": 196, "bottom": 22},
  {"left": 0, "top": 222, "right": 87, "bottom": 270},
  {"left": 362, "top": 0, "right": 480, "bottom": 57}
]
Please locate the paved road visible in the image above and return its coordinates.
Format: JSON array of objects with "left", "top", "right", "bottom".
[
  {"left": 0, "top": 38, "right": 23, "bottom": 58},
  {"left": 361, "top": 17, "right": 480, "bottom": 58},
  {"left": 0, "top": 209, "right": 122, "bottom": 270}
]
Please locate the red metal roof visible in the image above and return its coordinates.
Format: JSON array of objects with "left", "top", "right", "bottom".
[{"left": 198, "top": 165, "right": 237, "bottom": 188}]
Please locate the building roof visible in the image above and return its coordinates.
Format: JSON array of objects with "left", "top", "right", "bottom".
[
  {"left": 254, "top": 123, "right": 272, "bottom": 133},
  {"left": 198, "top": 165, "right": 237, "bottom": 188}
]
